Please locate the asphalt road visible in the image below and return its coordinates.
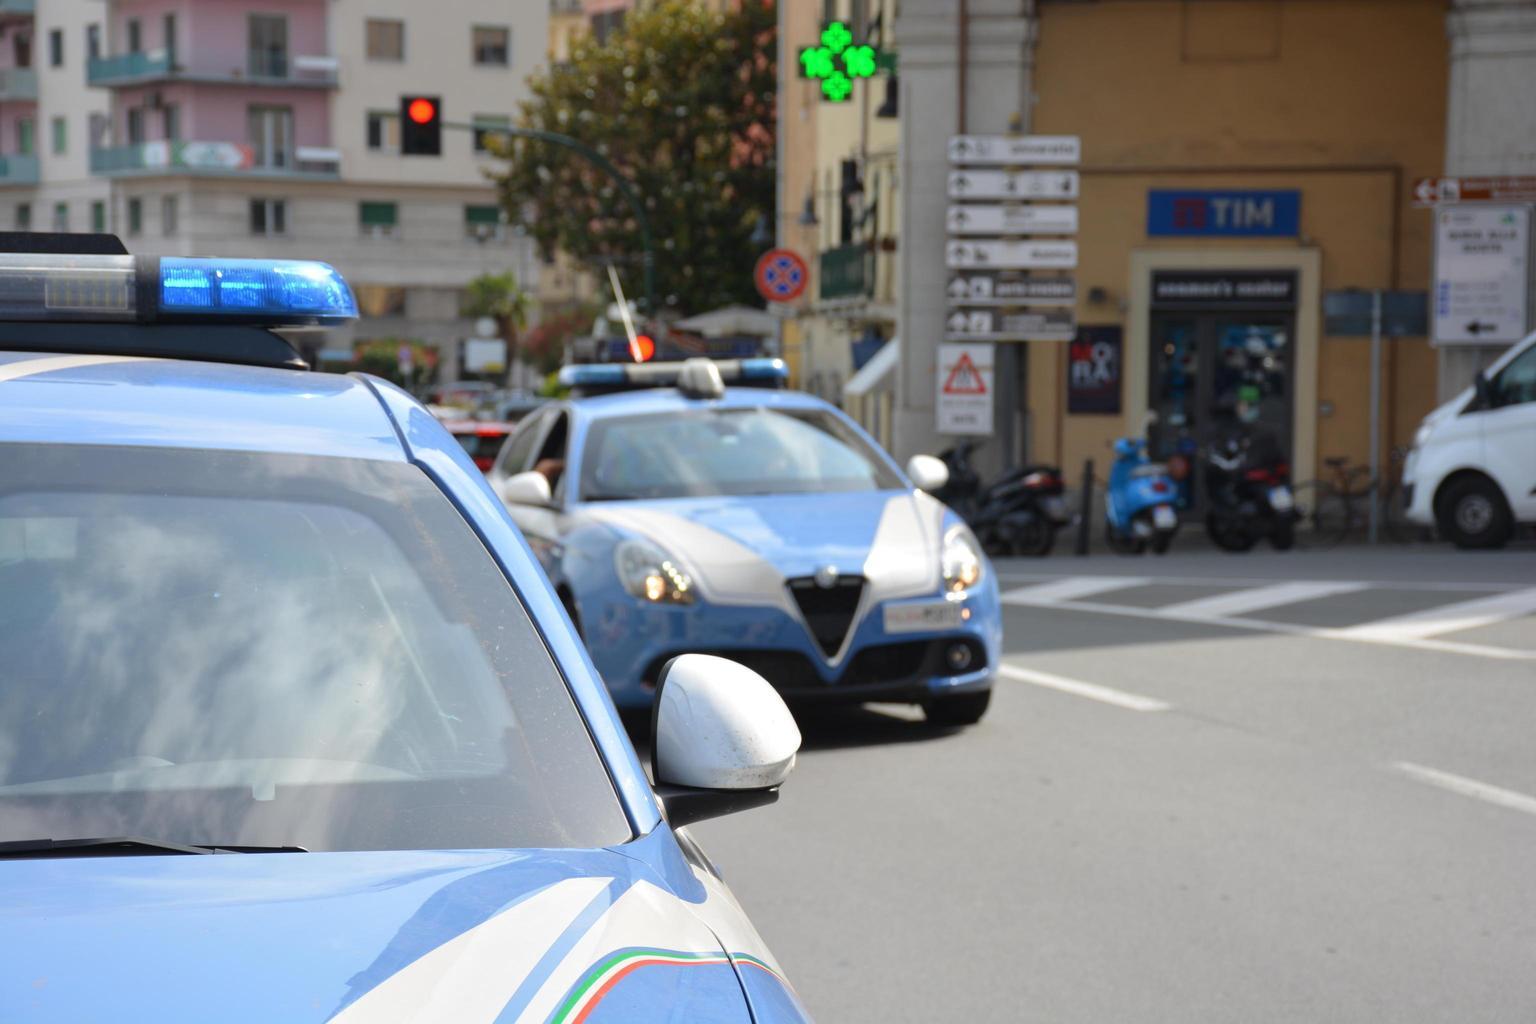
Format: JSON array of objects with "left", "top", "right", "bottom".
[{"left": 689, "top": 544, "right": 1536, "bottom": 1023}]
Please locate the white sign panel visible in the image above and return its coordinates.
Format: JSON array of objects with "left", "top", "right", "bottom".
[
  {"left": 946, "top": 204, "right": 1078, "bottom": 236},
  {"left": 948, "top": 135, "right": 1081, "bottom": 166},
  {"left": 936, "top": 343, "right": 994, "bottom": 436},
  {"left": 1433, "top": 204, "right": 1532, "bottom": 345},
  {"left": 464, "top": 337, "right": 506, "bottom": 373},
  {"left": 948, "top": 169, "right": 1079, "bottom": 201},
  {"left": 946, "top": 309, "right": 1075, "bottom": 343},
  {"left": 946, "top": 239, "right": 1078, "bottom": 270}
]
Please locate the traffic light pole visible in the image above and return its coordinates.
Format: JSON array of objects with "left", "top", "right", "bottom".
[{"left": 440, "top": 121, "right": 656, "bottom": 315}]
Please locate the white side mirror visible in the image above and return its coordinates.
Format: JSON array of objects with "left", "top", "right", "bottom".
[
  {"left": 907, "top": 454, "right": 950, "bottom": 493},
  {"left": 652, "top": 654, "right": 801, "bottom": 826},
  {"left": 499, "top": 470, "right": 552, "bottom": 506}
]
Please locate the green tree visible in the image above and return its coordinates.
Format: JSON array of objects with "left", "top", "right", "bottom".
[
  {"left": 490, "top": 0, "right": 776, "bottom": 315},
  {"left": 462, "top": 270, "right": 531, "bottom": 382}
]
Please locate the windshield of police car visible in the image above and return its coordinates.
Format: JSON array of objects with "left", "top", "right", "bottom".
[
  {"left": 578, "top": 407, "right": 903, "bottom": 500},
  {"left": 0, "top": 443, "right": 630, "bottom": 852}
]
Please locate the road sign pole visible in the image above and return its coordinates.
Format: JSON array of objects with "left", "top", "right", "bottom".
[{"left": 1368, "top": 288, "right": 1382, "bottom": 545}]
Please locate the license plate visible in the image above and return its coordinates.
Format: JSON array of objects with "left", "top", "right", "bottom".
[
  {"left": 884, "top": 601, "right": 964, "bottom": 634},
  {"left": 1152, "top": 505, "right": 1177, "bottom": 529},
  {"left": 1269, "top": 486, "right": 1293, "bottom": 511}
]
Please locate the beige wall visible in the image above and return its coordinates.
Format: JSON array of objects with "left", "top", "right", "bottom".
[{"left": 1030, "top": 0, "right": 1448, "bottom": 482}]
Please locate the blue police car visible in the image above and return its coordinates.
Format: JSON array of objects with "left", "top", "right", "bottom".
[
  {"left": 0, "top": 242, "right": 812, "bottom": 1022},
  {"left": 486, "top": 359, "right": 1002, "bottom": 726}
]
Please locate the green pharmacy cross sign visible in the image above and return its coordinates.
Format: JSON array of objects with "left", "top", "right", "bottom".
[{"left": 798, "top": 20, "right": 893, "bottom": 103}]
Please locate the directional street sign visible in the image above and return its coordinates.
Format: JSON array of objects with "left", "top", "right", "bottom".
[
  {"left": 945, "top": 308, "right": 1076, "bottom": 343},
  {"left": 948, "top": 135, "right": 1081, "bottom": 166},
  {"left": 948, "top": 169, "right": 1079, "bottom": 201},
  {"left": 946, "top": 274, "right": 1077, "bottom": 307},
  {"left": 946, "top": 204, "right": 1078, "bottom": 236},
  {"left": 1432, "top": 204, "right": 1531, "bottom": 346},
  {"left": 1413, "top": 176, "right": 1536, "bottom": 208},
  {"left": 946, "top": 239, "right": 1077, "bottom": 270}
]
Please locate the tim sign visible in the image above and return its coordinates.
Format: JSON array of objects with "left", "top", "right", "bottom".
[{"left": 1147, "top": 190, "right": 1300, "bottom": 237}]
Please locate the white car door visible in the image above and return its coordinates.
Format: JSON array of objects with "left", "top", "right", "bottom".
[{"left": 1482, "top": 343, "right": 1536, "bottom": 521}]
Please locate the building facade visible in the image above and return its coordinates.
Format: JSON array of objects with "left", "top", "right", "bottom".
[
  {"left": 890, "top": 0, "right": 1498, "bottom": 501},
  {"left": 0, "top": 0, "right": 546, "bottom": 371}
]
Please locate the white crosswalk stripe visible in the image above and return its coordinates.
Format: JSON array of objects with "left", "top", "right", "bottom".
[
  {"left": 1158, "top": 580, "right": 1368, "bottom": 619},
  {"left": 1001, "top": 574, "right": 1536, "bottom": 661}
]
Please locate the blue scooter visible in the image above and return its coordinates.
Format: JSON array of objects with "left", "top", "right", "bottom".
[{"left": 1105, "top": 433, "right": 1180, "bottom": 555}]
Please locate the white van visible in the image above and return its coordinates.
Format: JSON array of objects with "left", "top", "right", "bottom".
[{"left": 1402, "top": 331, "right": 1536, "bottom": 548}]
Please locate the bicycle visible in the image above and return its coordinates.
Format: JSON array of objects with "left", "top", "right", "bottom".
[{"left": 1293, "top": 448, "right": 1419, "bottom": 548}]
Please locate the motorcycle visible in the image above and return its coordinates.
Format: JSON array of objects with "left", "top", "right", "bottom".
[
  {"left": 1202, "top": 433, "right": 1297, "bottom": 552},
  {"left": 1105, "top": 434, "right": 1180, "bottom": 555},
  {"left": 936, "top": 441, "right": 1073, "bottom": 557}
]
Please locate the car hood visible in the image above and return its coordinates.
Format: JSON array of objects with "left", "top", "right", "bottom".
[
  {"left": 582, "top": 489, "right": 950, "bottom": 605},
  {"left": 0, "top": 845, "right": 766, "bottom": 1023}
]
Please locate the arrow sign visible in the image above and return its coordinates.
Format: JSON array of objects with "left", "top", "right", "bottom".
[
  {"left": 1413, "top": 179, "right": 1439, "bottom": 205},
  {"left": 948, "top": 278, "right": 971, "bottom": 299},
  {"left": 948, "top": 169, "right": 1079, "bottom": 200},
  {"left": 946, "top": 311, "right": 968, "bottom": 331},
  {"left": 947, "top": 204, "right": 1078, "bottom": 236},
  {"left": 946, "top": 240, "right": 1078, "bottom": 270},
  {"left": 1466, "top": 320, "right": 1495, "bottom": 336},
  {"left": 948, "top": 135, "right": 1081, "bottom": 166},
  {"left": 946, "top": 309, "right": 1077, "bottom": 342},
  {"left": 947, "top": 274, "right": 1077, "bottom": 308}
]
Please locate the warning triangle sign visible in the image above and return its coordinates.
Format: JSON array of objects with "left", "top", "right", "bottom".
[{"left": 942, "top": 353, "right": 987, "bottom": 395}]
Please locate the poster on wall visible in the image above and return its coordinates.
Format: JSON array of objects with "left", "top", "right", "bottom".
[
  {"left": 1067, "top": 326, "right": 1122, "bottom": 414},
  {"left": 936, "top": 342, "right": 994, "bottom": 435}
]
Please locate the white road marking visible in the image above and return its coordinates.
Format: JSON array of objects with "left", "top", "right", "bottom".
[
  {"left": 1393, "top": 762, "right": 1536, "bottom": 818},
  {"left": 1002, "top": 575, "right": 1147, "bottom": 605},
  {"left": 1159, "top": 580, "right": 1369, "bottom": 619},
  {"left": 1333, "top": 586, "right": 1536, "bottom": 642},
  {"left": 998, "top": 663, "right": 1171, "bottom": 712},
  {"left": 0, "top": 353, "right": 149, "bottom": 383}
]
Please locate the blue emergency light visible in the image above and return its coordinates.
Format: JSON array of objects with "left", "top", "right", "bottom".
[
  {"left": 0, "top": 253, "right": 358, "bottom": 326},
  {"left": 559, "top": 357, "right": 789, "bottom": 396}
]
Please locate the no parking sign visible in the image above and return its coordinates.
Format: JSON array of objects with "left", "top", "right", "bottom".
[{"left": 754, "top": 249, "right": 809, "bottom": 304}]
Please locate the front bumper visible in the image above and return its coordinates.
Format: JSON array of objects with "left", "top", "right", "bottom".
[
  {"left": 1401, "top": 449, "right": 1433, "bottom": 524},
  {"left": 583, "top": 581, "right": 1003, "bottom": 708}
]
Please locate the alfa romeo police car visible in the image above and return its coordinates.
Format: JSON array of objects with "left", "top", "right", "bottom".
[
  {"left": 0, "top": 239, "right": 812, "bottom": 1023},
  {"left": 488, "top": 359, "right": 1002, "bottom": 725}
]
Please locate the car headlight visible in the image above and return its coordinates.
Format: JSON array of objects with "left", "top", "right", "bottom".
[
  {"left": 614, "top": 538, "right": 694, "bottom": 604},
  {"left": 1413, "top": 421, "right": 1433, "bottom": 449},
  {"left": 941, "top": 525, "right": 984, "bottom": 593}
]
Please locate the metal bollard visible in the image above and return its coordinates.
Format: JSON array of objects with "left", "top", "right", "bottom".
[{"left": 1075, "top": 458, "right": 1094, "bottom": 556}]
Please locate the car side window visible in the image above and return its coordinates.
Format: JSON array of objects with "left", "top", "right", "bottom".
[
  {"left": 495, "top": 409, "right": 547, "bottom": 477},
  {"left": 533, "top": 412, "right": 571, "bottom": 500},
  {"left": 1491, "top": 345, "right": 1536, "bottom": 408}
]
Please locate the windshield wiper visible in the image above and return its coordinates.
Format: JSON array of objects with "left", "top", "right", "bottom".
[{"left": 0, "top": 837, "right": 308, "bottom": 858}]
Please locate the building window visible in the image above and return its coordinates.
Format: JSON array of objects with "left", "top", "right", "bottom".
[
  {"left": 248, "top": 14, "right": 288, "bottom": 77},
  {"left": 472, "top": 114, "right": 511, "bottom": 153},
  {"left": 88, "top": 112, "right": 109, "bottom": 149},
  {"left": 465, "top": 204, "right": 505, "bottom": 241},
  {"left": 472, "top": 26, "right": 510, "bottom": 66},
  {"left": 126, "top": 108, "right": 144, "bottom": 145},
  {"left": 16, "top": 118, "right": 33, "bottom": 156},
  {"left": 247, "top": 105, "right": 293, "bottom": 168},
  {"left": 359, "top": 201, "right": 398, "bottom": 238},
  {"left": 591, "top": 11, "right": 624, "bottom": 43},
  {"left": 91, "top": 200, "right": 106, "bottom": 234},
  {"left": 50, "top": 117, "right": 66, "bottom": 155},
  {"left": 161, "top": 195, "right": 177, "bottom": 236},
  {"left": 163, "top": 105, "right": 179, "bottom": 141},
  {"left": 164, "top": 13, "right": 178, "bottom": 66},
  {"left": 13, "top": 30, "right": 31, "bottom": 69},
  {"left": 250, "top": 198, "right": 287, "bottom": 236},
  {"left": 126, "top": 197, "right": 142, "bottom": 236},
  {"left": 366, "top": 110, "right": 398, "bottom": 152},
  {"left": 15, "top": 203, "right": 30, "bottom": 231},
  {"left": 52, "top": 202, "right": 67, "bottom": 232},
  {"left": 126, "top": 19, "right": 142, "bottom": 54},
  {"left": 48, "top": 29, "right": 62, "bottom": 67},
  {"left": 366, "top": 19, "right": 404, "bottom": 61},
  {"left": 86, "top": 24, "right": 101, "bottom": 61}
]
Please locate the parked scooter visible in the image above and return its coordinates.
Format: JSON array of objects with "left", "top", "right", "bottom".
[
  {"left": 1105, "top": 432, "right": 1180, "bottom": 555},
  {"left": 1203, "top": 432, "right": 1297, "bottom": 552},
  {"left": 936, "top": 441, "right": 1073, "bottom": 557}
]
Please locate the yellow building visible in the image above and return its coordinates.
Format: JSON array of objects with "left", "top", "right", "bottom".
[{"left": 1022, "top": 0, "right": 1447, "bottom": 488}]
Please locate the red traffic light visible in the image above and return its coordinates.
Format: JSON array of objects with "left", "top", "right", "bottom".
[
  {"left": 407, "top": 98, "right": 437, "bottom": 125},
  {"left": 632, "top": 334, "right": 656, "bottom": 363}
]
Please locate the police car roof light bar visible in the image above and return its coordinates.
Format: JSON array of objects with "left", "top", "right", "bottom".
[{"left": 558, "top": 357, "right": 789, "bottom": 396}]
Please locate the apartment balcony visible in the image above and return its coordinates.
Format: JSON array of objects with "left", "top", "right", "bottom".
[
  {"left": 0, "top": 67, "right": 37, "bottom": 101},
  {"left": 0, "top": 0, "right": 35, "bottom": 22},
  {"left": 90, "top": 141, "right": 340, "bottom": 179},
  {"left": 0, "top": 154, "right": 39, "bottom": 185},
  {"left": 88, "top": 51, "right": 338, "bottom": 88}
]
